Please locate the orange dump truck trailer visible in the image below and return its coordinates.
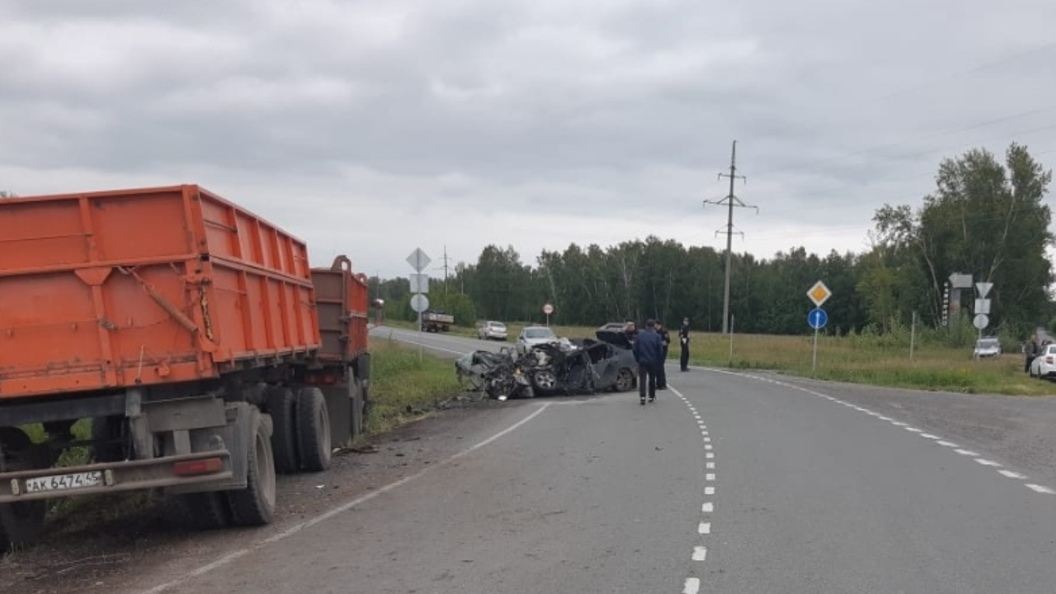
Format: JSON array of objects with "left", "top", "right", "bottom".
[{"left": 0, "top": 185, "right": 370, "bottom": 548}]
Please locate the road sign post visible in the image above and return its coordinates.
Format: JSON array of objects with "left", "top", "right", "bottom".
[
  {"left": 543, "top": 303, "right": 554, "bottom": 326},
  {"left": 806, "top": 280, "right": 832, "bottom": 374},
  {"left": 407, "top": 247, "right": 433, "bottom": 360},
  {"left": 973, "top": 282, "right": 993, "bottom": 359},
  {"left": 808, "top": 307, "right": 828, "bottom": 373}
]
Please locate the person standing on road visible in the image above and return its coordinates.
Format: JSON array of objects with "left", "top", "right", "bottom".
[
  {"left": 678, "top": 317, "right": 691, "bottom": 372},
  {"left": 656, "top": 321, "right": 671, "bottom": 390},
  {"left": 624, "top": 320, "right": 638, "bottom": 348},
  {"left": 1026, "top": 334, "right": 1039, "bottom": 373},
  {"left": 632, "top": 319, "right": 665, "bottom": 405}
]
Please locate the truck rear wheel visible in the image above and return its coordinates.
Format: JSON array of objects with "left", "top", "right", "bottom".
[
  {"left": 266, "top": 387, "right": 300, "bottom": 474},
  {"left": 0, "top": 427, "right": 46, "bottom": 551},
  {"left": 225, "top": 411, "right": 276, "bottom": 526},
  {"left": 166, "top": 491, "right": 230, "bottom": 531},
  {"left": 296, "top": 387, "right": 332, "bottom": 472}
]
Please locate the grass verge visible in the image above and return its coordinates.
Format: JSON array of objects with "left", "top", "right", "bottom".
[
  {"left": 382, "top": 320, "right": 1056, "bottom": 396},
  {"left": 364, "top": 337, "right": 465, "bottom": 434}
]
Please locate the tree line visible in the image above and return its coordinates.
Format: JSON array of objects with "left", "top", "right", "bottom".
[{"left": 370, "top": 143, "right": 1056, "bottom": 340}]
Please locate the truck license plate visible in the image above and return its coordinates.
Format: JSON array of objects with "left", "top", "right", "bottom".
[{"left": 25, "top": 471, "right": 103, "bottom": 494}]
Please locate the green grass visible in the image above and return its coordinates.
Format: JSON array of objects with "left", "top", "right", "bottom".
[
  {"left": 364, "top": 337, "right": 465, "bottom": 434},
  {"left": 384, "top": 319, "right": 1056, "bottom": 396},
  {"left": 689, "top": 330, "right": 1056, "bottom": 396}
]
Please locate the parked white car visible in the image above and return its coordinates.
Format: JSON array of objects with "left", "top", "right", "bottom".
[
  {"left": 1029, "top": 344, "right": 1056, "bottom": 379},
  {"left": 973, "top": 337, "right": 1001, "bottom": 359},
  {"left": 515, "top": 326, "right": 558, "bottom": 354},
  {"left": 477, "top": 320, "right": 508, "bottom": 341}
]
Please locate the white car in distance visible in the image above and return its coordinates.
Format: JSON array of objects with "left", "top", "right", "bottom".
[
  {"left": 477, "top": 320, "right": 508, "bottom": 341},
  {"left": 516, "top": 326, "right": 558, "bottom": 354}
]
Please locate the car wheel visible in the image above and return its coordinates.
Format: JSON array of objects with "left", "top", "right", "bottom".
[
  {"left": 532, "top": 370, "right": 558, "bottom": 391},
  {"left": 614, "top": 368, "right": 635, "bottom": 392}
]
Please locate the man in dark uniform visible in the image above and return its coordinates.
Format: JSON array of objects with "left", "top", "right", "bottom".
[
  {"left": 655, "top": 321, "right": 671, "bottom": 389},
  {"left": 679, "top": 317, "right": 691, "bottom": 372},
  {"left": 632, "top": 319, "right": 664, "bottom": 405}
]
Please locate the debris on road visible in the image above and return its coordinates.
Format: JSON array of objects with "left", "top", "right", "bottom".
[{"left": 455, "top": 327, "right": 639, "bottom": 400}]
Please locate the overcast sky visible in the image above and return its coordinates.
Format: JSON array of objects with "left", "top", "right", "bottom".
[{"left": 3, "top": 0, "right": 1056, "bottom": 279}]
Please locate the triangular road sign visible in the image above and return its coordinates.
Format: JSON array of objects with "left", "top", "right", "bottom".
[{"left": 976, "top": 282, "right": 993, "bottom": 298}]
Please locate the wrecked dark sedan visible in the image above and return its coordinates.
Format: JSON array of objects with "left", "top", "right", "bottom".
[{"left": 455, "top": 326, "right": 637, "bottom": 399}]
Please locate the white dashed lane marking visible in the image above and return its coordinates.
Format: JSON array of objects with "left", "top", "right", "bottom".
[
  {"left": 707, "top": 368, "right": 1056, "bottom": 498},
  {"left": 670, "top": 385, "right": 716, "bottom": 592}
]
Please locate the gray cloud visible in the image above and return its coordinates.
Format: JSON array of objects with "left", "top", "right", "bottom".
[{"left": 3, "top": 0, "right": 1056, "bottom": 277}]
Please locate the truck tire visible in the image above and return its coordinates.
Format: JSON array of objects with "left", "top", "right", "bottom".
[
  {"left": 296, "top": 387, "right": 332, "bottom": 472},
  {"left": 91, "top": 416, "right": 127, "bottom": 463},
  {"left": 0, "top": 427, "right": 46, "bottom": 551},
  {"left": 165, "top": 492, "right": 230, "bottom": 531},
  {"left": 0, "top": 500, "right": 47, "bottom": 552},
  {"left": 226, "top": 411, "right": 276, "bottom": 526},
  {"left": 266, "top": 386, "right": 299, "bottom": 474}
]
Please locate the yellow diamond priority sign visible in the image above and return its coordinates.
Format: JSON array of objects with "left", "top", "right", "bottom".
[{"left": 807, "top": 280, "right": 832, "bottom": 307}]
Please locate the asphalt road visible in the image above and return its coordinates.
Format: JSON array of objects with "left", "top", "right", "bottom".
[{"left": 120, "top": 327, "right": 1056, "bottom": 593}]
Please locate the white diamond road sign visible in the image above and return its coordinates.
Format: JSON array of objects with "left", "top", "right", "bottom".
[
  {"left": 410, "top": 273, "right": 430, "bottom": 294},
  {"left": 976, "top": 282, "right": 993, "bottom": 298},
  {"left": 406, "top": 248, "right": 432, "bottom": 273}
]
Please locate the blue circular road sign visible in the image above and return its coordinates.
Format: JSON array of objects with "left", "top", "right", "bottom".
[{"left": 808, "top": 307, "right": 828, "bottom": 329}]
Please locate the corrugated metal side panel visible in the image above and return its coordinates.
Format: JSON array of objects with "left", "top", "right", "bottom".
[
  {"left": 0, "top": 187, "right": 205, "bottom": 398},
  {"left": 310, "top": 258, "right": 369, "bottom": 363},
  {"left": 194, "top": 188, "right": 320, "bottom": 366},
  {"left": 0, "top": 185, "right": 322, "bottom": 400}
]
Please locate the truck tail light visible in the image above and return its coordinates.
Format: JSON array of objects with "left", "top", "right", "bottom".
[{"left": 173, "top": 457, "right": 225, "bottom": 477}]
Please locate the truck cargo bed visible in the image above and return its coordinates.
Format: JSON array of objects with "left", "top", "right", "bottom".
[{"left": 0, "top": 185, "right": 321, "bottom": 400}]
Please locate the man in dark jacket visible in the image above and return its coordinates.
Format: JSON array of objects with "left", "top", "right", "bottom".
[
  {"left": 1025, "top": 334, "right": 1039, "bottom": 373},
  {"left": 656, "top": 321, "right": 671, "bottom": 389},
  {"left": 632, "top": 319, "right": 665, "bottom": 405},
  {"left": 678, "top": 317, "right": 691, "bottom": 372}
]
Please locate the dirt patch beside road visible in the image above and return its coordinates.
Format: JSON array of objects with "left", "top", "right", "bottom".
[{"left": 0, "top": 395, "right": 524, "bottom": 594}]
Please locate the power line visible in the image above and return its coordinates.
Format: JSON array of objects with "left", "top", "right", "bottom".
[
  {"left": 787, "top": 41, "right": 1056, "bottom": 138},
  {"left": 760, "top": 103, "right": 1056, "bottom": 178},
  {"left": 703, "top": 140, "right": 758, "bottom": 335}
]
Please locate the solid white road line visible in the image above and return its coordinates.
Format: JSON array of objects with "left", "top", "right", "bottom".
[{"left": 137, "top": 403, "right": 553, "bottom": 594}]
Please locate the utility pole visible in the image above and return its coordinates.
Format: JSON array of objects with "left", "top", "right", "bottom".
[
  {"left": 704, "top": 140, "right": 757, "bottom": 335},
  {"left": 436, "top": 245, "right": 453, "bottom": 295}
]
